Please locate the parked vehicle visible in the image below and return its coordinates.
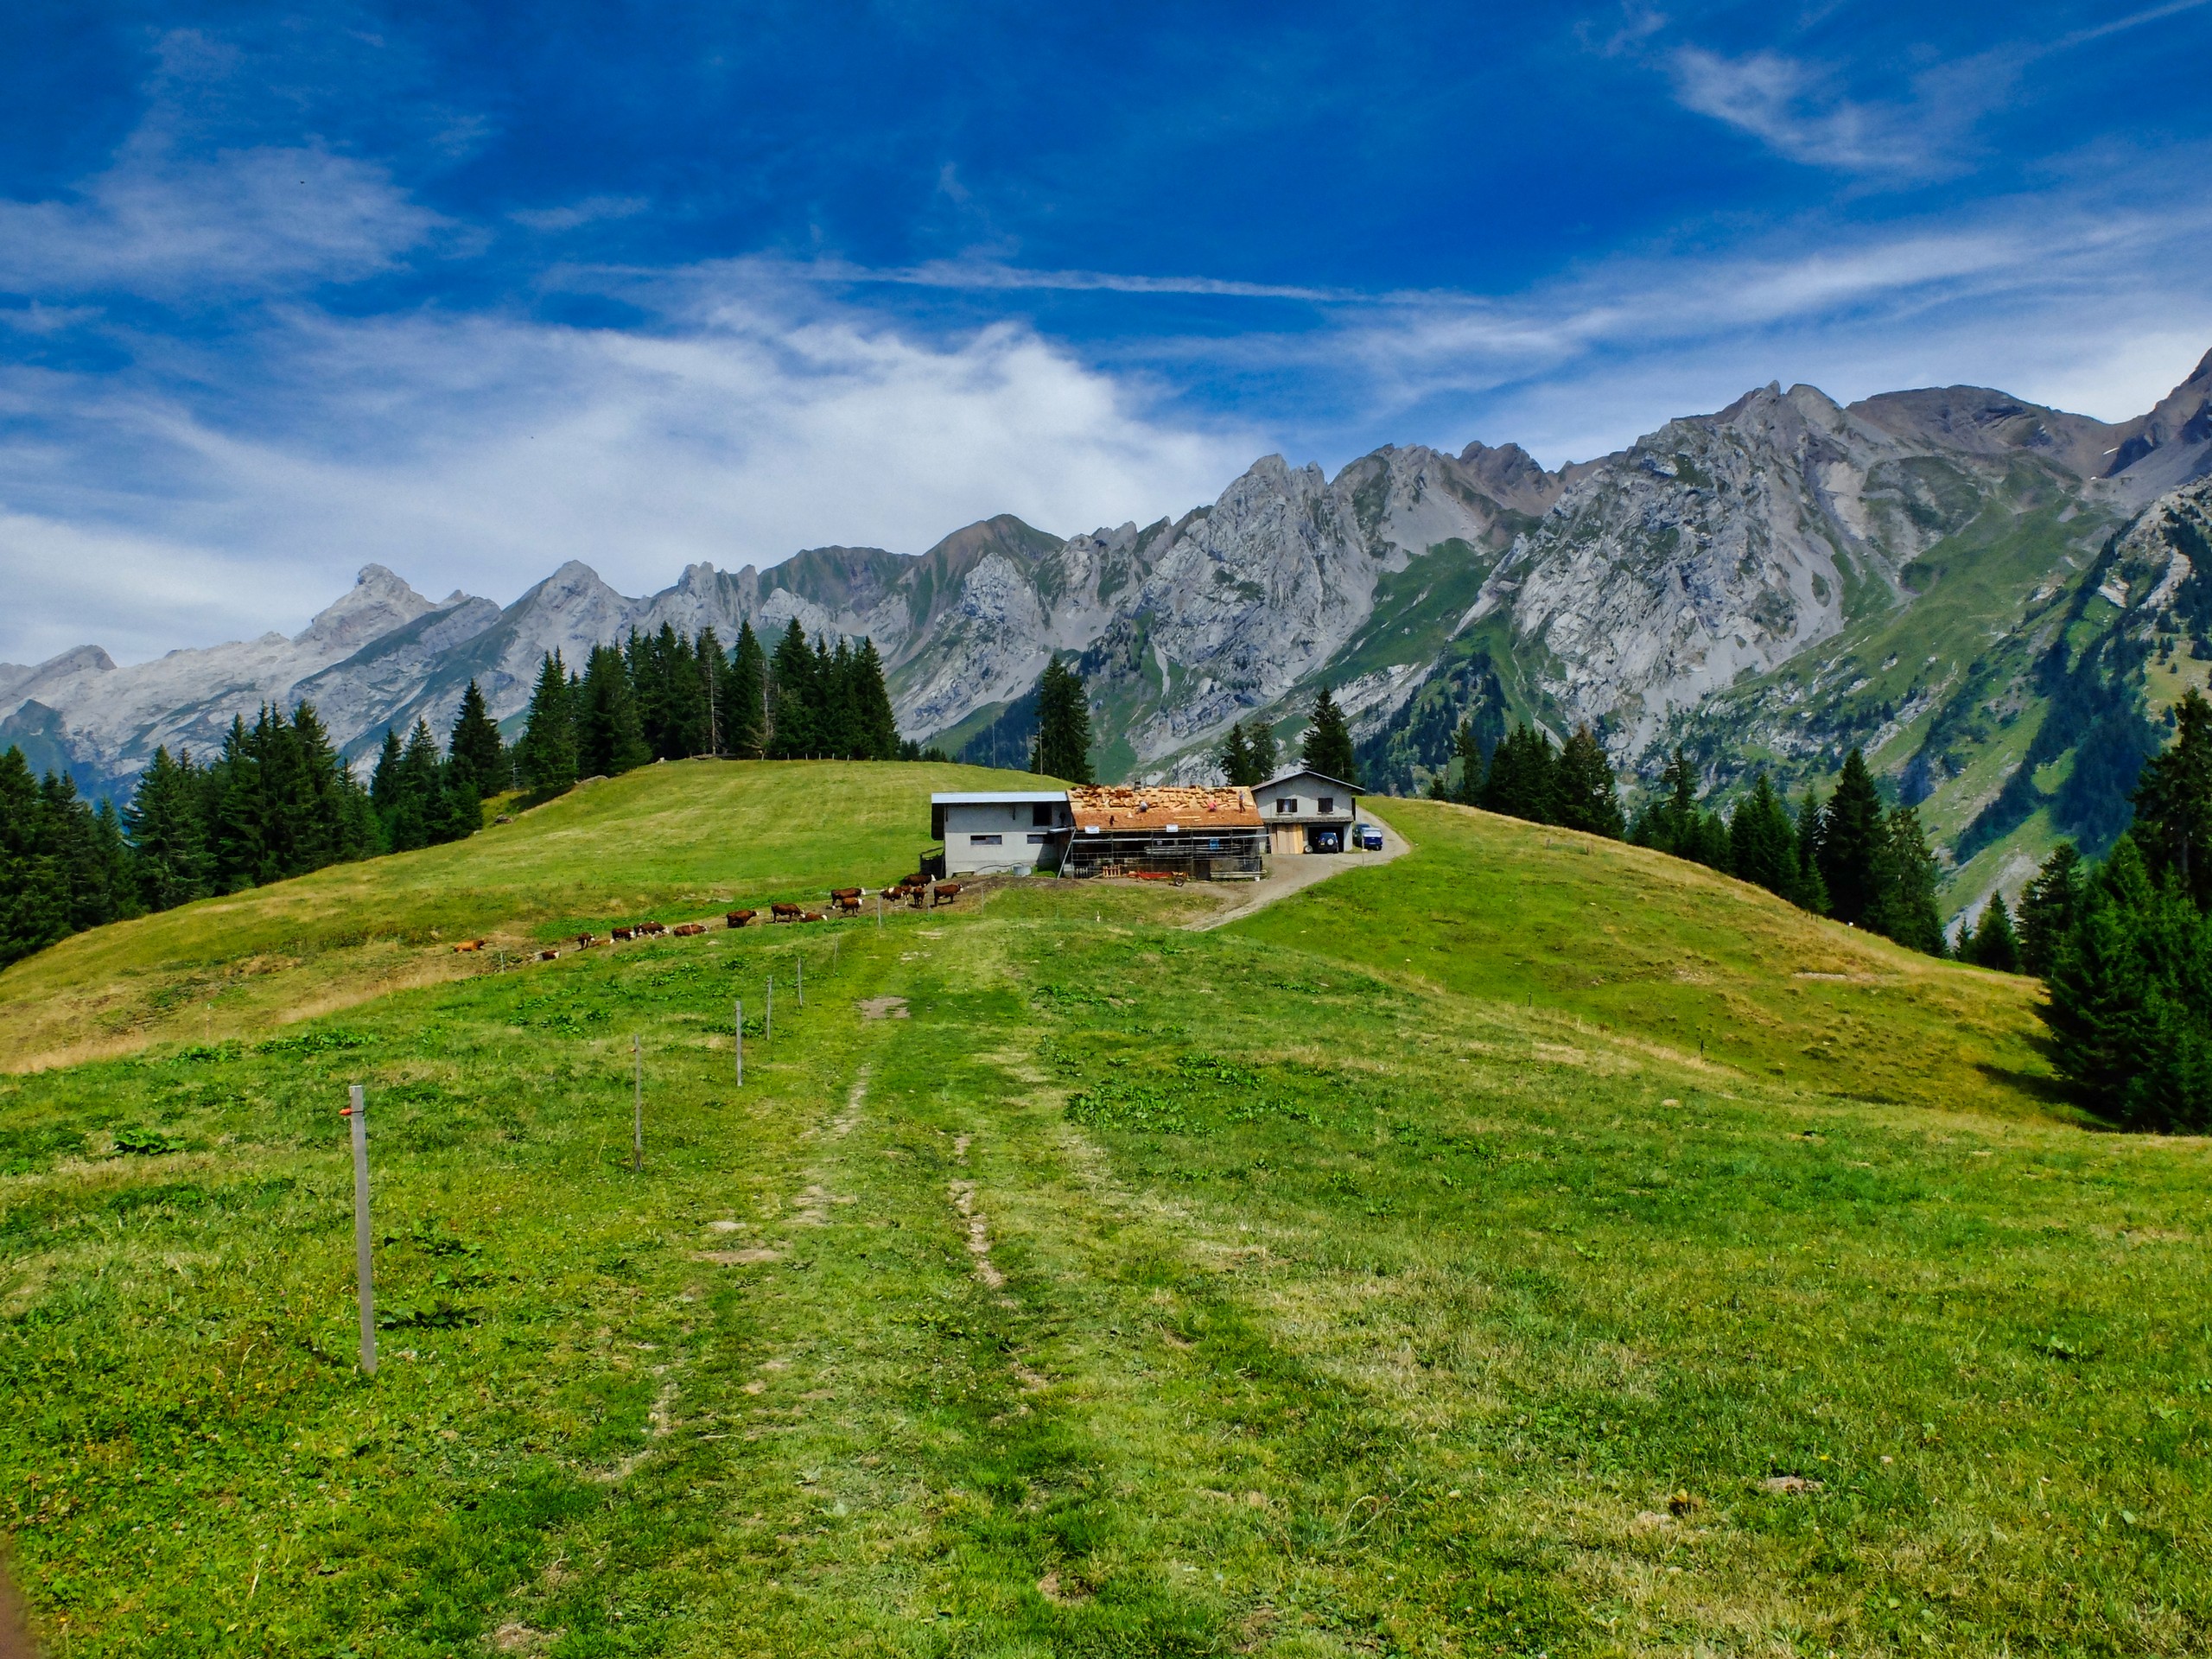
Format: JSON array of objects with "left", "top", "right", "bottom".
[
  {"left": 1355, "top": 823, "right": 1384, "bottom": 851},
  {"left": 1314, "top": 830, "right": 1341, "bottom": 854}
]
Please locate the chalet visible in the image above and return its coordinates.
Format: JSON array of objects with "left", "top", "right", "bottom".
[
  {"left": 1063, "top": 784, "right": 1266, "bottom": 880},
  {"left": 930, "top": 791, "right": 1071, "bottom": 876},
  {"left": 1249, "top": 767, "right": 1363, "bottom": 854}
]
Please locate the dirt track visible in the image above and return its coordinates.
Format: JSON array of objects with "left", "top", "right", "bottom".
[{"left": 1183, "top": 805, "right": 1410, "bottom": 932}]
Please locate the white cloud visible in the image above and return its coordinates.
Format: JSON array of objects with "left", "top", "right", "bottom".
[
  {"left": 509, "top": 195, "right": 650, "bottom": 232},
  {"left": 1666, "top": 46, "right": 1999, "bottom": 179},
  {"left": 0, "top": 277, "right": 1259, "bottom": 663}
]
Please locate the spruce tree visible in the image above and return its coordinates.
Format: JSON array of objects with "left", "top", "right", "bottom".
[
  {"left": 1301, "top": 685, "right": 1358, "bottom": 785},
  {"left": 2131, "top": 687, "right": 2212, "bottom": 912},
  {"left": 1818, "top": 749, "right": 1885, "bottom": 925},
  {"left": 1249, "top": 721, "right": 1280, "bottom": 783},
  {"left": 821, "top": 637, "right": 861, "bottom": 760},
  {"left": 1219, "top": 721, "right": 1256, "bottom": 786},
  {"left": 577, "top": 644, "right": 650, "bottom": 778},
  {"left": 1633, "top": 747, "right": 1700, "bottom": 854},
  {"left": 1866, "top": 804, "right": 1945, "bottom": 955},
  {"left": 124, "top": 747, "right": 210, "bottom": 912},
  {"left": 696, "top": 626, "right": 728, "bottom": 757},
  {"left": 1554, "top": 724, "right": 1624, "bottom": 838},
  {"left": 448, "top": 679, "right": 505, "bottom": 796},
  {"left": 286, "top": 702, "right": 351, "bottom": 874},
  {"left": 1728, "top": 772, "right": 1799, "bottom": 897},
  {"left": 1794, "top": 791, "right": 1830, "bottom": 912},
  {"left": 729, "top": 620, "right": 768, "bottom": 758},
  {"left": 2018, "top": 842, "right": 2085, "bottom": 976},
  {"left": 516, "top": 652, "right": 578, "bottom": 798},
  {"left": 1031, "top": 660, "right": 1096, "bottom": 783},
  {"left": 767, "top": 620, "right": 820, "bottom": 759},
  {"left": 207, "top": 715, "right": 265, "bottom": 892},
  {"left": 1450, "top": 718, "right": 1485, "bottom": 805},
  {"left": 1480, "top": 725, "right": 1558, "bottom": 823},
  {"left": 849, "top": 637, "right": 899, "bottom": 760},
  {"left": 0, "top": 749, "right": 67, "bottom": 966},
  {"left": 1966, "top": 894, "right": 2023, "bottom": 972}
]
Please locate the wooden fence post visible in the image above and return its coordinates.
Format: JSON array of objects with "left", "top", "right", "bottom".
[
  {"left": 797, "top": 954, "right": 804, "bottom": 1008},
  {"left": 632, "top": 1034, "right": 644, "bottom": 1173},
  {"left": 734, "top": 999, "right": 744, "bottom": 1087},
  {"left": 347, "top": 1084, "right": 376, "bottom": 1376},
  {"left": 766, "top": 976, "right": 772, "bottom": 1043}
]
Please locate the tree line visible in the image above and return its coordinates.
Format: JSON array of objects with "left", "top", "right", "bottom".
[
  {"left": 2024, "top": 688, "right": 2212, "bottom": 1129},
  {"left": 512, "top": 620, "right": 914, "bottom": 797},
  {"left": 1217, "top": 685, "right": 1359, "bottom": 787}
]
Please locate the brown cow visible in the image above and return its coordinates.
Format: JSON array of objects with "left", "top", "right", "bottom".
[
  {"left": 931, "top": 882, "right": 963, "bottom": 906},
  {"left": 575, "top": 933, "right": 600, "bottom": 949},
  {"left": 727, "top": 910, "right": 756, "bottom": 928},
  {"left": 800, "top": 910, "right": 826, "bottom": 923},
  {"left": 831, "top": 893, "right": 861, "bottom": 914},
  {"left": 634, "top": 920, "right": 666, "bottom": 936},
  {"left": 612, "top": 925, "right": 634, "bottom": 941},
  {"left": 828, "top": 887, "right": 862, "bottom": 901},
  {"left": 879, "top": 886, "right": 906, "bottom": 902},
  {"left": 672, "top": 922, "right": 706, "bottom": 937},
  {"left": 537, "top": 948, "right": 559, "bottom": 962},
  {"left": 771, "top": 902, "right": 804, "bottom": 922},
  {"left": 453, "top": 938, "right": 486, "bottom": 953}
]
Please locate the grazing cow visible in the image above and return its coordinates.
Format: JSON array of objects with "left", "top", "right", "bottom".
[
  {"left": 909, "top": 886, "right": 927, "bottom": 909},
  {"left": 828, "top": 887, "right": 862, "bottom": 901},
  {"left": 453, "top": 938, "right": 486, "bottom": 953},
  {"left": 879, "top": 886, "right": 906, "bottom": 902},
  {"left": 931, "top": 882, "right": 963, "bottom": 906},
  {"left": 611, "top": 925, "right": 634, "bottom": 942},
  {"left": 537, "top": 948, "right": 559, "bottom": 962},
  {"left": 771, "top": 902, "right": 804, "bottom": 922},
  {"left": 634, "top": 920, "right": 666, "bottom": 936},
  {"left": 672, "top": 922, "right": 706, "bottom": 937},
  {"left": 575, "top": 933, "right": 599, "bottom": 949},
  {"left": 727, "top": 910, "right": 756, "bottom": 928},
  {"left": 831, "top": 893, "right": 861, "bottom": 914}
]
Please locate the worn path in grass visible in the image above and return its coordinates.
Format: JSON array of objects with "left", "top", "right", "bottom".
[{"left": 7, "top": 772, "right": 2209, "bottom": 1656}]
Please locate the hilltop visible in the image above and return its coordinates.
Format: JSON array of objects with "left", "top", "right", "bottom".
[{"left": 7, "top": 763, "right": 2210, "bottom": 1655}]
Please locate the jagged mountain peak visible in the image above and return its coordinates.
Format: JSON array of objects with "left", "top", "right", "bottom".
[{"left": 296, "top": 563, "right": 442, "bottom": 653}]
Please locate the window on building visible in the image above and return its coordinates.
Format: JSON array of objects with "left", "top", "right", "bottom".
[
  {"left": 1032, "top": 803, "right": 1055, "bottom": 826},
  {"left": 1276, "top": 798, "right": 1298, "bottom": 814},
  {"left": 1318, "top": 797, "right": 1334, "bottom": 814},
  {"left": 972, "top": 834, "right": 1003, "bottom": 846},
  {"left": 1026, "top": 832, "right": 1047, "bottom": 844}
]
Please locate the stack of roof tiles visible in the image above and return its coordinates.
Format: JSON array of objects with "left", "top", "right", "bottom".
[{"left": 1065, "top": 785, "right": 1262, "bottom": 832}]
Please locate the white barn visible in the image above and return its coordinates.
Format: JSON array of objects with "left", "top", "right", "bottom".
[
  {"left": 930, "top": 791, "right": 1072, "bottom": 875},
  {"left": 1249, "top": 768, "right": 1363, "bottom": 855}
]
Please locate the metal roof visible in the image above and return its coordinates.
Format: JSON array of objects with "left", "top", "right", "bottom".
[
  {"left": 1253, "top": 767, "right": 1363, "bottom": 794},
  {"left": 929, "top": 791, "right": 1070, "bottom": 804}
]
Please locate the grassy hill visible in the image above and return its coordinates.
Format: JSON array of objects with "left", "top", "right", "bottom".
[{"left": 4, "top": 766, "right": 2210, "bottom": 1656}]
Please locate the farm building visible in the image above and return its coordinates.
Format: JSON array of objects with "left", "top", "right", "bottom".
[
  {"left": 1250, "top": 768, "right": 1363, "bottom": 855},
  {"left": 1062, "top": 785, "right": 1266, "bottom": 880},
  {"left": 931, "top": 791, "right": 1071, "bottom": 876}
]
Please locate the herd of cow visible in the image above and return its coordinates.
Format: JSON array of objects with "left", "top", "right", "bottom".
[{"left": 448, "top": 874, "right": 969, "bottom": 964}]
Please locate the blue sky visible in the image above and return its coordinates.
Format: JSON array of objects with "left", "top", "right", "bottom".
[{"left": 3, "top": 0, "right": 2210, "bottom": 664}]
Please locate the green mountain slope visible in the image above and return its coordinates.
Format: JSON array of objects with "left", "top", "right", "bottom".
[{"left": 7, "top": 767, "right": 2210, "bottom": 1655}]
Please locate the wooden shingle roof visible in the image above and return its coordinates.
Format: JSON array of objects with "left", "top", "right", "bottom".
[{"left": 1066, "top": 784, "right": 1262, "bottom": 832}]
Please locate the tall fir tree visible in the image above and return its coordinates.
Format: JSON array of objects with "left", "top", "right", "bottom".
[
  {"left": 1219, "top": 721, "right": 1257, "bottom": 787},
  {"left": 849, "top": 637, "right": 899, "bottom": 759},
  {"left": 1300, "top": 685, "right": 1358, "bottom": 785},
  {"left": 2018, "top": 842, "right": 2086, "bottom": 976},
  {"left": 516, "top": 651, "right": 578, "bottom": 797},
  {"left": 2131, "top": 686, "right": 2212, "bottom": 912},
  {"left": 1553, "top": 724, "right": 1624, "bottom": 838},
  {"left": 1480, "top": 724, "right": 1557, "bottom": 824},
  {"left": 448, "top": 679, "right": 506, "bottom": 796},
  {"left": 1249, "top": 721, "right": 1280, "bottom": 782},
  {"left": 820, "top": 637, "right": 861, "bottom": 760},
  {"left": 1795, "top": 790, "right": 1831, "bottom": 913},
  {"left": 767, "top": 620, "right": 820, "bottom": 759},
  {"left": 577, "top": 643, "right": 651, "bottom": 778},
  {"left": 124, "top": 746, "right": 209, "bottom": 912},
  {"left": 1866, "top": 803, "right": 1945, "bottom": 955},
  {"left": 729, "top": 620, "right": 768, "bottom": 758},
  {"left": 1450, "top": 718, "right": 1485, "bottom": 805},
  {"left": 1727, "top": 772, "right": 1799, "bottom": 896},
  {"left": 1966, "top": 894, "right": 2023, "bottom": 972},
  {"left": 1818, "top": 749, "right": 1886, "bottom": 925},
  {"left": 695, "top": 626, "right": 728, "bottom": 757},
  {"left": 1031, "top": 660, "right": 1096, "bottom": 783}
]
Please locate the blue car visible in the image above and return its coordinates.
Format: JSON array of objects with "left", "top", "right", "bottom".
[{"left": 1354, "top": 823, "right": 1384, "bottom": 851}]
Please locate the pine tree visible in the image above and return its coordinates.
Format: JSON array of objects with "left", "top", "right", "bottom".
[
  {"left": 2131, "top": 687, "right": 2212, "bottom": 912},
  {"left": 0, "top": 748, "right": 67, "bottom": 966},
  {"left": 286, "top": 702, "right": 351, "bottom": 874},
  {"left": 448, "top": 680, "right": 506, "bottom": 797},
  {"left": 1249, "top": 721, "right": 1280, "bottom": 783},
  {"left": 1554, "top": 725, "right": 1624, "bottom": 838},
  {"left": 1632, "top": 747, "right": 1700, "bottom": 853},
  {"left": 767, "top": 621, "right": 820, "bottom": 759},
  {"left": 1866, "top": 803, "right": 1945, "bottom": 955},
  {"left": 1031, "top": 660, "right": 1096, "bottom": 783},
  {"left": 696, "top": 626, "right": 728, "bottom": 757},
  {"left": 848, "top": 637, "right": 899, "bottom": 760},
  {"left": 1727, "top": 772, "right": 1799, "bottom": 897},
  {"left": 2018, "top": 842, "right": 2086, "bottom": 976},
  {"left": 821, "top": 637, "right": 861, "bottom": 760},
  {"left": 1301, "top": 686, "right": 1358, "bottom": 785},
  {"left": 1451, "top": 718, "right": 1486, "bottom": 805},
  {"left": 124, "top": 746, "right": 209, "bottom": 911},
  {"left": 577, "top": 644, "right": 650, "bottom": 778},
  {"left": 1966, "top": 894, "right": 2023, "bottom": 972},
  {"left": 1794, "top": 791, "right": 1830, "bottom": 912},
  {"left": 1480, "top": 725, "right": 1558, "bottom": 823},
  {"left": 729, "top": 621, "right": 768, "bottom": 758},
  {"left": 516, "top": 652, "right": 578, "bottom": 798},
  {"left": 1818, "top": 749, "right": 1886, "bottom": 925},
  {"left": 1218, "top": 721, "right": 1256, "bottom": 787},
  {"left": 207, "top": 715, "right": 265, "bottom": 893}
]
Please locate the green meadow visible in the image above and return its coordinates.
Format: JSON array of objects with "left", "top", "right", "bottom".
[{"left": 3, "top": 766, "right": 2209, "bottom": 1656}]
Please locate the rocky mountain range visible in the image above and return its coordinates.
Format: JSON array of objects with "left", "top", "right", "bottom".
[{"left": 6, "top": 345, "right": 2209, "bottom": 920}]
